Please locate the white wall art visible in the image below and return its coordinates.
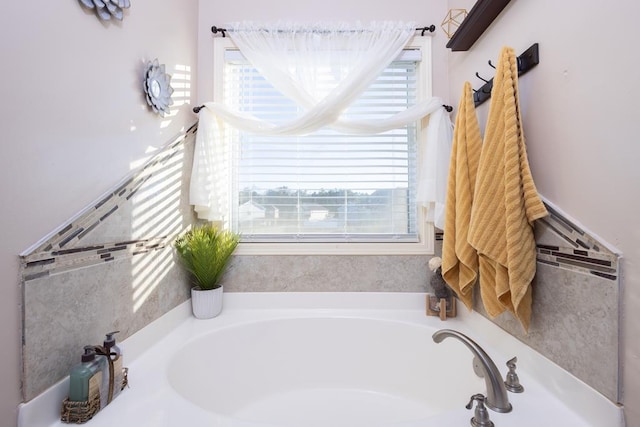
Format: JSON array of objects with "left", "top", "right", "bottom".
[
  {"left": 79, "top": 0, "right": 131, "bottom": 21},
  {"left": 143, "top": 59, "right": 174, "bottom": 117}
]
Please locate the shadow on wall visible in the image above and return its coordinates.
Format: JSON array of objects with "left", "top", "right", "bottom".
[
  {"left": 20, "top": 126, "right": 198, "bottom": 401},
  {"left": 130, "top": 139, "right": 189, "bottom": 311},
  {"left": 160, "top": 63, "right": 193, "bottom": 130}
]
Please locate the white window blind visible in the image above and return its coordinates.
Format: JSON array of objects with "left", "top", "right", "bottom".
[{"left": 224, "top": 50, "right": 422, "bottom": 243}]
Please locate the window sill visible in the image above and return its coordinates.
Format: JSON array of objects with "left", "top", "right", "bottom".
[{"left": 234, "top": 225, "right": 435, "bottom": 256}]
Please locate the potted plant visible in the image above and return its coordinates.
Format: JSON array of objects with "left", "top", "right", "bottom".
[{"left": 174, "top": 224, "right": 240, "bottom": 319}]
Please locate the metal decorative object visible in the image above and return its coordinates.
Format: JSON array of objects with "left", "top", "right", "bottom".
[
  {"left": 79, "top": 0, "right": 131, "bottom": 21},
  {"left": 441, "top": 8, "right": 468, "bottom": 38},
  {"left": 143, "top": 59, "right": 174, "bottom": 117}
]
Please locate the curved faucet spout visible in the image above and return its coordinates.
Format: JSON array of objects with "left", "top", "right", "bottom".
[{"left": 432, "top": 329, "right": 512, "bottom": 413}]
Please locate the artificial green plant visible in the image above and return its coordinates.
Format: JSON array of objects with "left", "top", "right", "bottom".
[{"left": 174, "top": 224, "right": 240, "bottom": 290}]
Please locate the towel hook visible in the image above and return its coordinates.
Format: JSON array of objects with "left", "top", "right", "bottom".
[
  {"left": 484, "top": 56, "right": 525, "bottom": 74},
  {"left": 488, "top": 57, "right": 523, "bottom": 71},
  {"left": 475, "top": 72, "right": 490, "bottom": 84}
]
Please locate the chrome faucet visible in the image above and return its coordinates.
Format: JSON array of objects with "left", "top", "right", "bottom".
[{"left": 432, "top": 329, "right": 512, "bottom": 413}]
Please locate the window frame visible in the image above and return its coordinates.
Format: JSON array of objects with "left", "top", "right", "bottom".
[{"left": 211, "top": 36, "right": 435, "bottom": 256}]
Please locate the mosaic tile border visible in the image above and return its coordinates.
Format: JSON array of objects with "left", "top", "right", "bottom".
[
  {"left": 21, "top": 124, "right": 197, "bottom": 283},
  {"left": 536, "top": 202, "right": 619, "bottom": 281},
  {"left": 22, "top": 237, "right": 169, "bottom": 281},
  {"left": 540, "top": 203, "right": 616, "bottom": 255},
  {"left": 436, "top": 205, "right": 618, "bottom": 281}
]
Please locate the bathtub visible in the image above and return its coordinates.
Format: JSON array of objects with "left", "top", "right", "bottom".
[{"left": 20, "top": 293, "right": 624, "bottom": 427}]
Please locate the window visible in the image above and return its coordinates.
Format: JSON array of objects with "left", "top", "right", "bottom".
[{"left": 214, "top": 38, "right": 434, "bottom": 255}]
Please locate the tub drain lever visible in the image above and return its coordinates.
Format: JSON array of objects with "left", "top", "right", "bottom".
[{"left": 466, "top": 394, "right": 495, "bottom": 427}]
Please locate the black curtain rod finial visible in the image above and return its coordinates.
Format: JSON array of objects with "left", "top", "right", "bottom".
[
  {"left": 193, "top": 105, "right": 204, "bottom": 113},
  {"left": 211, "top": 26, "right": 227, "bottom": 37},
  {"left": 418, "top": 25, "right": 436, "bottom": 36}
]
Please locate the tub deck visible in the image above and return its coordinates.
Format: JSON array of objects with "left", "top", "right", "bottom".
[{"left": 19, "top": 293, "right": 624, "bottom": 427}]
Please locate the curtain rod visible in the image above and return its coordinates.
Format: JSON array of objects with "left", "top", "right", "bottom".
[
  {"left": 193, "top": 104, "right": 452, "bottom": 114},
  {"left": 210, "top": 25, "right": 436, "bottom": 37}
]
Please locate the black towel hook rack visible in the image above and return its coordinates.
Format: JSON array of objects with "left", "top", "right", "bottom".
[{"left": 473, "top": 43, "right": 540, "bottom": 107}]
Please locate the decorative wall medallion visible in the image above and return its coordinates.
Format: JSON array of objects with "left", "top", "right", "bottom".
[
  {"left": 143, "top": 59, "right": 174, "bottom": 117},
  {"left": 79, "top": 0, "right": 131, "bottom": 21}
]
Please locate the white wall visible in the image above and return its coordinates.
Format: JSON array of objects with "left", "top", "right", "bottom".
[
  {"left": 0, "top": 0, "right": 198, "bottom": 424},
  {"left": 446, "top": 0, "right": 640, "bottom": 425}
]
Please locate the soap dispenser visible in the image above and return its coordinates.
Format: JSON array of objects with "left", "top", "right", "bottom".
[
  {"left": 103, "top": 331, "right": 124, "bottom": 400},
  {"left": 68, "top": 346, "right": 103, "bottom": 403}
]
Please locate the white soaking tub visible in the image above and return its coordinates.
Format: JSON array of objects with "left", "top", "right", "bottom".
[
  {"left": 20, "top": 293, "right": 624, "bottom": 427},
  {"left": 168, "top": 317, "right": 483, "bottom": 427}
]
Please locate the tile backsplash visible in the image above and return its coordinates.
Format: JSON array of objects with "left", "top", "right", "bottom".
[{"left": 19, "top": 123, "right": 620, "bottom": 406}]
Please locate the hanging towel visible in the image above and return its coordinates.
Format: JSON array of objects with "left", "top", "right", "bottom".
[
  {"left": 467, "top": 46, "right": 548, "bottom": 332},
  {"left": 417, "top": 107, "right": 454, "bottom": 230},
  {"left": 442, "top": 82, "right": 482, "bottom": 310}
]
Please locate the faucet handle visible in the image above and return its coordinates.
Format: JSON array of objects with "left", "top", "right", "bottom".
[
  {"left": 465, "top": 394, "right": 494, "bottom": 427},
  {"left": 465, "top": 393, "right": 485, "bottom": 410},
  {"left": 504, "top": 357, "right": 524, "bottom": 393}
]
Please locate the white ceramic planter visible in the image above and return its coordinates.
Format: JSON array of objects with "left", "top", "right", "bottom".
[{"left": 191, "top": 286, "right": 223, "bottom": 319}]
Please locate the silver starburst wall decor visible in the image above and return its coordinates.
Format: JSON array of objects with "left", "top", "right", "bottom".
[
  {"left": 143, "top": 59, "right": 174, "bottom": 117},
  {"left": 79, "top": 0, "right": 131, "bottom": 21}
]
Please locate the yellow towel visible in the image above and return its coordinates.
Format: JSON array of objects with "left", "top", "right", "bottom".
[
  {"left": 442, "top": 82, "right": 482, "bottom": 310},
  {"left": 468, "top": 46, "right": 548, "bottom": 332}
]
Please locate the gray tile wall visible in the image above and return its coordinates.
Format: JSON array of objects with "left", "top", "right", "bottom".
[
  {"left": 20, "top": 122, "right": 620, "bottom": 407},
  {"left": 221, "top": 254, "right": 434, "bottom": 293},
  {"left": 22, "top": 249, "right": 191, "bottom": 400},
  {"left": 474, "top": 261, "right": 619, "bottom": 402}
]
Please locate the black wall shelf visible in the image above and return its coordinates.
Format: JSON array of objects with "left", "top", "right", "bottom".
[{"left": 446, "top": 0, "right": 512, "bottom": 51}]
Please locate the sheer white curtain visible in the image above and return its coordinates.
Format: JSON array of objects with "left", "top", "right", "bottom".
[{"left": 191, "top": 21, "right": 452, "bottom": 226}]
